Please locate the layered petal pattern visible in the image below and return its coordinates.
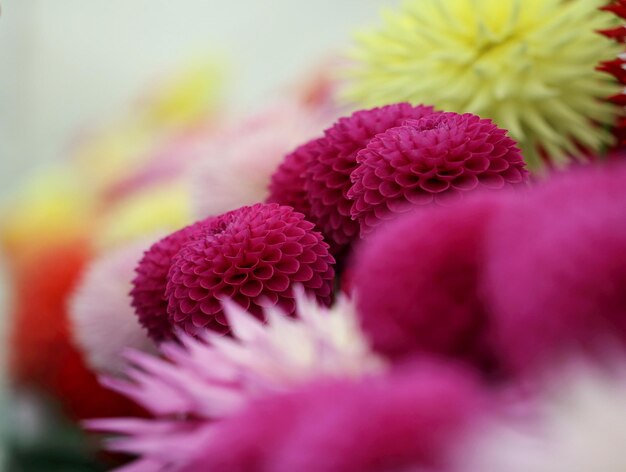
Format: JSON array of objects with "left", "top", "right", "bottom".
[
  {"left": 304, "top": 103, "right": 436, "bottom": 253},
  {"left": 349, "top": 112, "right": 528, "bottom": 236},
  {"left": 166, "top": 203, "right": 335, "bottom": 335},
  {"left": 131, "top": 219, "right": 211, "bottom": 341}
]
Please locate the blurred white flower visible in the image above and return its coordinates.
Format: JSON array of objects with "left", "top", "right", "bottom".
[
  {"left": 462, "top": 359, "right": 626, "bottom": 472},
  {"left": 69, "top": 240, "right": 157, "bottom": 375}
]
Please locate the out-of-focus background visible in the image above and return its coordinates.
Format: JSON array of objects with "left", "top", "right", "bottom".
[
  {"left": 0, "top": 0, "right": 398, "bottom": 199},
  {"left": 0, "top": 1, "right": 398, "bottom": 469}
]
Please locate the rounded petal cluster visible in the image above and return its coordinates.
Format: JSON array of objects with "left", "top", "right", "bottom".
[
  {"left": 351, "top": 198, "right": 501, "bottom": 363},
  {"left": 485, "top": 164, "right": 626, "bottom": 374},
  {"left": 131, "top": 219, "right": 210, "bottom": 341},
  {"left": 166, "top": 203, "right": 335, "bottom": 335},
  {"left": 304, "top": 102, "right": 436, "bottom": 253},
  {"left": 266, "top": 137, "right": 322, "bottom": 217},
  {"left": 183, "top": 361, "right": 485, "bottom": 472},
  {"left": 349, "top": 112, "right": 528, "bottom": 236},
  {"left": 345, "top": 0, "right": 621, "bottom": 168}
]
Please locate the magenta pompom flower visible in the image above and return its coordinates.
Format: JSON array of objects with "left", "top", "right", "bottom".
[
  {"left": 485, "top": 163, "right": 626, "bottom": 374},
  {"left": 131, "top": 219, "right": 211, "bottom": 342},
  {"left": 166, "top": 203, "right": 335, "bottom": 336},
  {"left": 304, "top": 102, "right": 436, "bottom": 253},
  {"left": 351, "top": 198, "right": 500, "bottom": 364},
  {"left": 349, "top": 112, "right": 528, "bottom": 236},
  {"left": 266, "top": 137, "right": 322, "bottom": 218}
]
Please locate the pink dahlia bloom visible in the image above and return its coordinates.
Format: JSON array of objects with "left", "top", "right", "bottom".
[
  {"left": 131, "top": 219, "right": 212, "bottom": 342},
  {"left": 350, "top": 197, "right": 502, "bottom": 365},
  {"left": 87, "top": 296, "right": 384, "bottom": 471},
  {"left": 484, "top": 163, "right": 626, "bottom": 374},
  {"left": 349, "top": 112, "right": 528, "bottom": 236},
  {"left": 189, "top": 103, "right": 331, "bottom": 219},
  {"left": 304, "top": 102, "right": 436, "bottom": 254},
  {"left": 69, "top": 241, "right": 157, "bottom": 375},
  {"left": 166, "top": 203, "right": 335, "bottom": 336}
]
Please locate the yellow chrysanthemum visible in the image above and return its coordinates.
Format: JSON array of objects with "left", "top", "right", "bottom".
[{"left": 345, "top": 0, "right": 621, "bottom": 169}]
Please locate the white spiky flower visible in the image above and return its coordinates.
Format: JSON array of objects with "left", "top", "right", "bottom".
[
  {"left": 462, "top": 360, "right": 626, "bottom": 472},
  {"left": 87, "top": 295, "right": 384, "bottom": 471}
]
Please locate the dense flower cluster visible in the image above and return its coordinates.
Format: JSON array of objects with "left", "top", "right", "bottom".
[
  {"left": 93, "top": 160, "right": 626, "bottom": 470},
  {"left": 4, "top": 2, "right": 626, "bottom": 471},
  {"left": 270, "top": 104, "right": 527, "bottom": 254}
]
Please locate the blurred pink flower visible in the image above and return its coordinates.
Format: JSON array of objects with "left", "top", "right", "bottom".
[
  {"left": 350, "top": 196, "right": 501, "bottom": 365},
  {"left": 190, "top": 103, "right": 332, "bottom": 219},
  {"left": 485, "top": 163, "right": 626, "bottom": 374}
]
